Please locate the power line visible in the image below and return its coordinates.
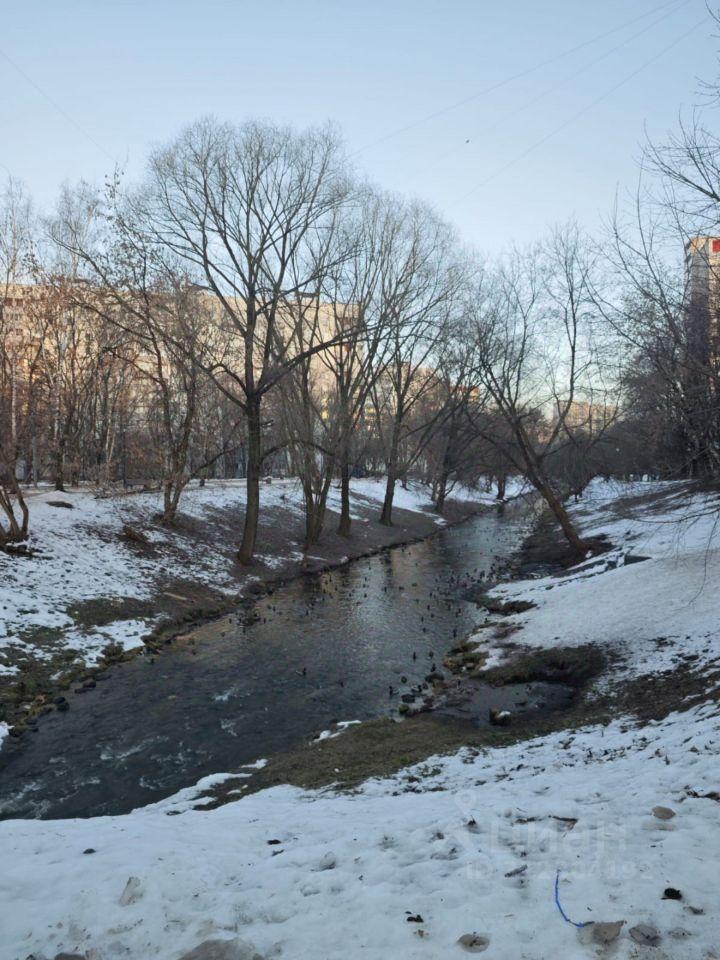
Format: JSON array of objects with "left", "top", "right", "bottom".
[
  {"left": 453, "top": 14, "right": 709, "bottom": 206},
  {"left": 350, "top": 0, "right": 689, "bottom": 158},
  {"left": 0, "top": 46, "right": 116, "bottom": 166},
  {"left": 428, "top": 0, "right": 691, "bottom": 172}
]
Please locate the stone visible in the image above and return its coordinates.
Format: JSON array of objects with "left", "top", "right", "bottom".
[
  {"left": 652, "top": 805, "right": 676, "bottom": 820},
  {"left": 122, "top": 523, "right": 150, "bottom": 544},
  {"left": 663, "top": 887, "right": 682, "bottom": 900},
  {"left": 629, "top": 923, "right": 661, "bottom": 947},
  {"left": 591, "top": 921, "right": 625, "bottom": 944},
  {"left": 316, "top": 851, "right": 336, "bottom": 871},
  {"left": 178, "top": 940, "right": 263, "bottom": 960},
  {"left": 119, "top": 875, "right": 143, "bottom": 905},
  {"left": 457, "top": 933, "right": 490, "bottom": 952},
  {"left": 489, "top": 709, "right": 511, "bottom": 727}
]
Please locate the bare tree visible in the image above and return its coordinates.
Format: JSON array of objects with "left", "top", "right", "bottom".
[
  {"left": 319, "top": 191, "right": 394, "bottom": 536},
  {"left": 367, "top": 200, "right": 462, "bottom": 526},
  {"left": 134, "top": 118, "right": 355, "bottom": 561},
  {"left": 0, "top": 178, "right": 35, "bottom": 546},
  {"left": 471, "top": 226, "right": 617, "bottom": 552},
  {"left": 48, "top": 182, "right": 245, "bottom": 522},
  {"left": 26, "top": 278, "right": 105, "bottom": 492},
  {"left": 599, "top": 186, "right": 720, "bottom": 479},
  {"left": 424, "top": 320, "right": 487, "bottom": 513}
]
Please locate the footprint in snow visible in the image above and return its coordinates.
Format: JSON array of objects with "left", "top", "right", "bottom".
[{"left": 457, "top": 933, "right": 490, "bottom": 952}]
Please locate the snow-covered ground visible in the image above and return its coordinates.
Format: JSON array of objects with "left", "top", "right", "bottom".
[
  {"left": 2, "top": 479, "right": 718, "bottom": 960},
  {"left": 474, "top": 478, "right": 720, "bottom": 683},
  {"left": 0, "top": 478, "right": 506, "bottom": 682},
  {"left": 0, "top": 482, "right": 259, "bottom": 676},
  {"left": 2, "top": 707, "right": 717, "bottom": 960}
]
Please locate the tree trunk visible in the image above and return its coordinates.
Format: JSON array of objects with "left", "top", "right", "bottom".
[
  {"left": 434, "top": 471, "right": 448, "bottom": 513},
  {"left": 304, "top": 498, "right": 325, "bottom": 550},
  {"left": 513, "top": 422, "right": 587, "bottom": 553},
  {"left": 0, "top": 478, "right": 30, "bottom": 546},
  {"left": 338, "top": 455, "right": 352, "bottom": 538},
  {"left": 32, "top": 437, "right": 40, "bottom": 486},
  {"left": 238, "top": 399, "right": 261, "bottom": 564},
  {"left": 534, "top": 477, "right": 587, "bottom": 553},
  {"left": 54, "top": 445, "right": 65, "bottom": 493},
  {"left": 434, "top": 426, "right": 455, "bottom": 514},
  {"left": 496, "top": 473, "right": 506, "bottom": 500},
  {"left": 380, "top": 471, "right": 396, "bottom": 526},
  {"left": 380, "top": 425, "right": 400, "bottom": 527},
  {"left": 161, "top": 479, "right": 179, "bottom": 525}
]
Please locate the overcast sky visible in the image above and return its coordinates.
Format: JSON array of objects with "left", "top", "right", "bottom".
[{"left": 0, "top": 0, "right": 716, "bottom": 253}]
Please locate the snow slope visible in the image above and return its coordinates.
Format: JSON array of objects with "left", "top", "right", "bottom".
[
  {"left": 1, "top": 709, "right": 717, "bottom": 959},
  {"left": 1, "top": 480, "right": 718, "bottom": 959},
  {"left": 474, "top": 479, "right": 720, "bottom": 683}
]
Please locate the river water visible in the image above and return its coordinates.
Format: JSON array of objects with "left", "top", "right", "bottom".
[{"left": 0, "top": 503, "right": 545, "bottom": 820}]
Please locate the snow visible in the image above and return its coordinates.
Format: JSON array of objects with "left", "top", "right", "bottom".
[
  {"left": 0, "top": 484, "right": 252, "bottom": 671},
  {"left": 1, "top": 479, "right": 718, "bottom": 959},
  {"left": 311, "top": 719, "right": 362, "bottom": 743},
  {"left": 342, "top": 477, "right": 527, "bottom": 522},
  {"left": 472, "top": 479, "right": 720, "bottom": 683},
  {"left": 1, "top": 706, "right": 718, "bottom": 959}
]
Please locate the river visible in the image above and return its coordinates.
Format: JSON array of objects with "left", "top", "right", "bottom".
[{"left": 0, "top": 502, "right": 540, "bottom": 820}]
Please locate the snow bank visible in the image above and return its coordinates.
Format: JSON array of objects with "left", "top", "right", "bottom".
[
  {"left": 1, "top": 705, "right": 717, "bottom": 959},
  {"left": 0, "top": 484, "right": 253, "bottom": 670},
  {"left": 473, "top": 479, "right": 720, "bottom": 682}
]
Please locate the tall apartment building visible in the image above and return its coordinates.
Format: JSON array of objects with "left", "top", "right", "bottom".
[
  {"left": 685, "top": 236, "right": 720, "bottom": 361},
  {"left": 685, "top": 234, "right": 720, "bottom": 298}
]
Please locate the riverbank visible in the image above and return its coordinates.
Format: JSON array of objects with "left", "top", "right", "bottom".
[
  {"left": 0, "top": 477, "right": 513, "bottom": 738},
  {"left": 1, "top": 479, "right": 718, "bottom": 959},
  {"left": 0, "top": 499, "right": 535, "bottom": 819},
  {"left": 184, "top": 479, "right": 712, "bottom": 805}
]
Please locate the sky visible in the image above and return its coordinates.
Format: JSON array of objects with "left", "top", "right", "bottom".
[{"left": 0, "top": 0, "right": 717, "bottom": 254}]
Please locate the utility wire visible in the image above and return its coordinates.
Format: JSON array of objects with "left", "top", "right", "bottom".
[
  {"left": 453, "top": 14, "right": 708, "bottom": 206},
  {"left": 0, "top": 46, "right": 116, "bottom": 165},
  {"left": 428, "top": 0, "right": 691, "bottom": 173},
  {"left": 351, "top": 0, "right": 689, "bottom": 157}
]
